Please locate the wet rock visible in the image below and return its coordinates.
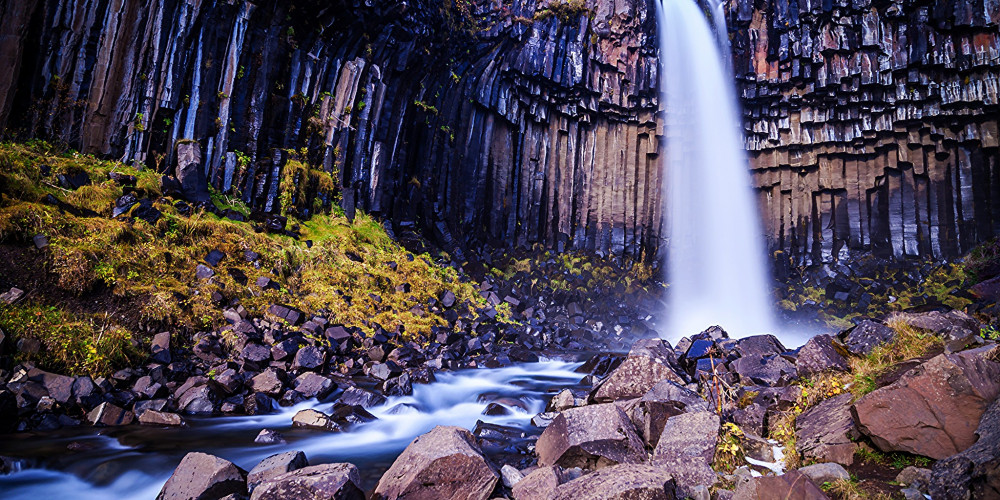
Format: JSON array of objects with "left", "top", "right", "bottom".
[
  {"left": 795, "top": 335, "right": 849, "bottom": 377},
  {"left": 139, "top": 410, "right": 185, "bottom": 427},
  {"left": 843, "top": 320, "right": 897, "bottom": 356},
  {"left": 87, "top": 402, "right": 133, "bottom": 426},
  {"left": 797, "top": 393, "right": 859, "bottom": 466},
  {"left": 852, "top": 345, "right": 1000, "bottom": 459},
  {"left": 156, "top": 452, "right": 247, "bottom": 500},
  {"left": 536, "top": 403, "right": 646, "bottom": 470},
  {"left": 330, "top": 404, "right": 377, "bottom": 426},
  {"left": 337, "top": 386, "right": 385, "bottom": 408},
  {"left": 174, "top": 141, "right": 210, "bottom": 203},
  {"left": 374, "top": 426, "right": 498, "bottom": 500},
  {"left": 178, "top": 384, "right": 215, "bottom": 415},
  {"left": 292, "top": 409, "right": 340, "bottom": 431},
  {"left": 250, "top": 463, "right": 364, "bottom": 500},
  {"left": 255, "top": 429, "right": 286, "bottom": 445},
  {"left": 245, "top": 392, "right": 275, "bottom": 416},
  {"left": 247, "top": 451, "right": 309, "bottom": 492},
  {"left": 292, "top": 373, "right": 335, "bottom": 400},
  {"left": 929, "top": 398, "right": 1000, "bottom": 499},
  {"left": 650, "top": 411, "right": 719, "bottom": 496},
  {"left": 550, "top": 464, "right": 678, "bottom": 500},
  {"left": 589, "top": 339, "right": 685, "bottom": 403},
  {"left": 731, "top": 470, "right": 826, "bottom": 500},
  {"left": 547, "top": 389, "right": 576, "bottom": 412},
  {"left": 797, "top": 463, "right": 850, "bottom": 485}
]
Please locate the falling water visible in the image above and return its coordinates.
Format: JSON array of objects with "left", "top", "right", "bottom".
[{"left": 658, "top": 0, "right": 777, "bottom": 340}]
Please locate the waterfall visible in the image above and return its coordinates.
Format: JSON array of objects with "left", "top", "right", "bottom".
[{"left": 657, "top": 0, "right": 777, "bottom": 340}]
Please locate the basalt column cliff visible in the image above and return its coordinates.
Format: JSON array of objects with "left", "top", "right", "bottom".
[
  {"left": 0, "top": 0, "right": 998, "bottom": 264},
  {"left": 0, "top": 0, "right": 662, "bottom": 259}
]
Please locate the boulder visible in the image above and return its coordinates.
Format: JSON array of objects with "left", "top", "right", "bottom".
[
  {"left": 631, "top": 379, "right": 711, "bottom": 447},
  {"left": 292, "top": 373, "right": 336, "bottom": 400},
  {"left": 891, "top": 310, "right": 980, "bottom": 337},
  {"left": 547, "top": 389, "right": 576, "bottom": 412},
  {"left": 843, "top": 320, "right": 896, "bottom": 356},
  {"left": 292, "top": 409, "right": 339, "bottom": 431},
  {"left": 88, "top": 402, "right": 134, "bottom": 426},
  {"left": 550, "top": 464, "right": 677, "bottom": 500},
  {"left": 174, "top": 141, "right": 210, "bottom": 203},
  {"left": 292, "top": 346, "right": 325, "bottom": 371},
  {"left": 337, "top": 386, "right": 386, "bottom": 408},
  {"left": 255, "top": 429, "right": 286, "bottom": 445},
  {"left": 512, "top": 466, "right": 565, "bottom": 500},
  {"left": 500, "top": 464, "right": 524, "bottom": 488},
  {"left": 895, "top": 466, "right": 932, "bottom": 489},
  {"left": 731, "top": 470, "right": 827, "bottom": 500},
  {"left": 27, "top": 368, "right": 75, "bottom": 404},
  {"left": 650, "top": 411, "right": 719, "bottom": 496},
  {"left": 250, "top": 463, "right": 364, "bottom": 500},
  {"left": 536, "top": 403, "right": 646, "bottom": 470},
  {"left": 251, "top": 368, "right": 286, "bottom": 396},
  {"left": 139, "top": 410, "right": 185, "bottom": 427},
  {"left": 589, "top": 339, "right": 685, "bottom": 403},
  {"left": 373, "top": 426, "right": 498, "bottom": 500},
  {"left": 795, "top": 335, "right": 849, "bottom": 377},
  {"left": 729, "top": 354, "right": 797, "bottom": 386},
  {"left": 797, "top": 463, "right": 850, "bottom": 485},
  {"left": 928, "top": 397, "right": 1000, "bottom": 499},
  {"left": 156, "top": 452, "right": 247, "bottom": 500},
  {"left": 970, "top": 275, "right": 1000, "bottom": 303},
  {"left": 734, "top": 335, "right": 786, "bottom": 358},
  {"left": 247, "top": 451, "right": 309, "bottom": 492},
  {"left": 852, "top": 345, "right": 1000, "bottom": 459},
  {"left": 796, "top": 393, "right": 859, "bottom": 466}
]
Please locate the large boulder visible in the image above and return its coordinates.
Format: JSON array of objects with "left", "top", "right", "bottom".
[
  {"left": 842, "top": 320, "right": 896, "bottom": 356},
  {"left": 250, "top": 463, "right": 364, "bottom": 500},
  {"left": 174, "top": 141, "right": 209, "bottom": 203},
  {"left": 156, "top": 452, "right": 247, "bottom": 500},
  {"left": 891, "top": 310, "right": 981, "bottom": 338},
  {"left": 247, "top": 451, "right": 308, "bottom": 492},
  {"left": 928, "top": 398, "right": 1000, "bottom": 499},
  {"left": 795, "top": 335, "right": 849, "bottom": 377},
  {"left": 373, "top": 426, "right": 498, "bottom": 500},
  {"left": 630, "top": 379, "right": 711, "bottom": 447},
  {"left": 796, "top": 393, "right": 859, "bottom": 466},
  {"left": 650, "top": 411, "right": 719, "bottom": 496},
  {"left": 536, "top": 403, "right": 646, "bottom": 470},
  {"left": 731, "top": 470, "right": 827, "bottom": 500},
  {"left": 852, "top": 345, "right": 1000, "bottom": 459},
  {"left": 550, "top": 464, "right": 677, "bottom": 500},
  {"left": 729, "top": 354, "right": 797, "bottom": 387},
  {"left": 512, "top": 466, "right": 567, "bottom": 500},
  {"left": 589, "top": 339, "right": 685, "bottom": 403}
]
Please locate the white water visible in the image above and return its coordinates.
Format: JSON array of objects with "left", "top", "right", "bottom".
[
  {"left": 0, "top": 361, "right": 583, "bottom": 499},
  {"left": 658, "top": 0, "right": 778, "bottom": 341}
]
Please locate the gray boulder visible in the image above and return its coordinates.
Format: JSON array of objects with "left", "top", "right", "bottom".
[
  {"left": 843, "top": 320, "right": 896, "bottom": 356},
  {"left": 247, "top": 451, "right": 308, "bottom": 492},
  {"left": 156, "top": 452, "right": 247, "bottom": 500},
  {"left": 630, "top": 378, "right": 710, "bottom": 447},
  {"left": 536, "top": 403, "right": 646, "bottom": 470},
  {"left": 795, "top": 335, "right": 849, "bottom": 377},
  {"left": 550, "top": 464, "right": 677, "bottom": 500},
  {"left": 292, "top": 409, "right": 340, "bottom": 431},
  {"left": 797, "top": 462, "right": 850, "bottom": 485},
  {"left": 650, "top": 411, "right": 719, "bottom": 496},
  {"left": 731, "top": 470, "right": 827, "bottom": 500},
  {"left": 250, "top": 463, "right": 363, "bottom": 500},
  {"left": 589, "top": 339, "right": 685, "bottom": 403},
  {"left": 796, "top": 393, "right": 859, "bottom": 466}
]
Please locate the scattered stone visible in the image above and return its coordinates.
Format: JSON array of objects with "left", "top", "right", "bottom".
[
  {"left": 589, "top": 338, "right": 685, "bottom": 403},
  {"left": 268, "top": 304, "right": 303, "bottom": 325},
  {"left": 0, "top": 287, "right": 24, "bottom": 304},
  {"left": 337, "top": 386, "right": 386, "bottom": 408},
  {"left": 250, "top": 463, "right": 364, "bottom": 500},
  {"left": 33, "top": 234, "right": 48, "bottom": 249},
  {"left": 731, "top": 470, "right": 826, "bottom": 500},
  {"left": 255, "top": 429, "right": 286, "bottom": 445},
  {"left": 292, "top": 373, "right": 335, "bottom": 400},
  {"left": 501, "top": 464, "right": 525, "bottom": 488},
  {"left": 151, "top": 331, "right": 171, "bottom": 364},
  {"left": 852, "top": 345, "right": 1000, "bottom": 459},
  {"left": 204, "top": 250, "right": 225, "bottom": 267},
  {"left": 512, "top": 466, "right": 565, "bottom": 500},
  {"left": 895, "top": 466, "right": 932, "bottom": 488},
  {"left": 547, "top": 389, "right": 576, "bottom": 412},
  {"left": 631, "top": 378, "right": 711, "bottom": 447},
  {"left": 797, "top": 393, "right": 859, "bottom": 466},
  {"left": 139, "top": 410, "right": 185, "bottom": 427},
  {"left": 28, "top": 368, "right": 74, "bottom": 404},
  {"left": 291, "top": 346, "right": 324, "bottom": 371},
  {"left": 291, "top": 409, "right": 339, "bottom": 431},
  {"left": 251, "top": 368, "right": 286, "bottom": 396},
  {"left": 536, "top": 403, "right": 646, "bottom": 469},
  {"left": 195, "top": 264, "right": 215, "bottom": 280},
  {"left": 843, "top": 320, "right": 896, "bottom": 356},
  {"left": 729, "top": 354, "right": 797, "bottom": 386},
  {"left": 156, "top": 452, "right": 247, "bottom": 500},
  {"left": 247, "top": 451, "right": 309, "bottom": 492},
  {"left": 88, "top": 402, "right": 134, "bottom": 426},
  {"left": 373, "top": 426, "right": 498, "bottom": 500},
  {"left": 651, "top": 411, "right": 719, "bottom": 496},
  {"left": 550, "top": 464, "right": 677, "bottom": 500},
  {"left": 798, "top": 462, "right": 850, "bottom": 485}
]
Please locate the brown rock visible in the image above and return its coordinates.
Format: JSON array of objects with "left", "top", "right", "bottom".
[
  {"left": 156, "top": 452, "right": 247, "bottom": 500},
  {"left": 550, "top": 464, "right": 677, "bottom": 500},
  {"left": 796, "top": 393, "right": 859, "bottom": 466},
  {"left": 512, "top": 466, "right": 565, "bottom": 500},
  {"left": 251, "top": 463, "right": 363, "bottom": 500},
  {"left": 373, "top": 425, "right": 498, "bottom": 500},
  {"left": 731, "top": 470, "right": 827, "bottom": 500},
  {"left": 88, "top": 402, "right": 134, "bottom": 426},
  {"left": 650, "top": 411, "right": 719, "bottom": 496},
  {"left": 630, "top": 378, "right": 710, "bottom": 447},
  {"left": 536, "top": 403, "right": 646, "bottom": 470},
  {"left": 795, "top": 335, "right": 849, "bottom": 377},
  {"left": 138, "top": 410, "right": 185, "bottom": 427},
  {"left": 589, "top": 339, "right": 685, "bottom": 403},
  {"left": 929, "top": 397, "right": 1000, "bottom": 499},
  {"left": 852, "top": 345, "right": 1000, "bottom": 459},
  {"left": 247, "top": 451, "right": 308, "bottom": 492},
  {"left": 292, "top": 409, "right": 339, "bottom": 431}
]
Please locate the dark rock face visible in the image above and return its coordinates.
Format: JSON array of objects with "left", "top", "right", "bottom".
[
  {"left": 796, "top": 393, "right": 859, "bottom": 466},
  {"left": 795, "top": 334, "right": 849, "bottom": 377},
  {"left": 732, "top": 0, "right": 1000, "bottom": 265},
  {"left": 842, "top": 320, "right": 896, "bottom": 356},
  {"left": 156, "top": 452, "right": 247, "bottom": 500},
  {"left": 852, "top": 345, "right": 1000, "bottom": 459},
  {"left": 373, "top": 426, "right": 498, "bottom": 500},
  {"left": 929, "top": 398, "right": 1000, "bottom": 500}
]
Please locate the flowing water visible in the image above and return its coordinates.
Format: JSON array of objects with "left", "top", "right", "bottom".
[
  {"left": 658, "top": 0, "right": 778, "bottom": 341},
  {"left": 0, "top": 361, "right": 585, "bottom": 499}
]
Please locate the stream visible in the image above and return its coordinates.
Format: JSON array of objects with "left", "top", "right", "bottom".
[{"left": 0, "top": 360, "right": 586, "bottom": 499}]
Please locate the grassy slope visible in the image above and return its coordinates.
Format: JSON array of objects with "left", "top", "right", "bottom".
[{"left": 0, "top": 141, "right": 490, "bottom": 375}]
